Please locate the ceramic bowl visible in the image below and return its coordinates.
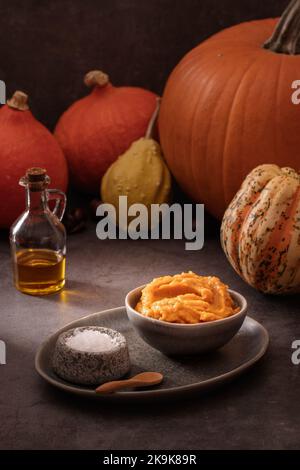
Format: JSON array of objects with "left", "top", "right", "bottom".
[{"left": 125, "top": 286, "right": 247, "bottom": 356}]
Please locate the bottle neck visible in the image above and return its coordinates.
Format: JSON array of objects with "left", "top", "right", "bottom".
[{"left": 26, "top": 188, "right": 47, "bottom": 213}]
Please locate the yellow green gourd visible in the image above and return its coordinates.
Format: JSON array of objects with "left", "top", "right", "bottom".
[{"left": 101, "top": 99, "right": 172, "bottom": 222}]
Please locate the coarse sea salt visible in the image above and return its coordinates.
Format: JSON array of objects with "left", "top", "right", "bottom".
[{"left": 66, "top": 329, "right": 118, "bottom": 353}]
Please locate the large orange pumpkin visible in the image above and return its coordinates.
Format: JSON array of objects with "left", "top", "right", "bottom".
[
  {"left": 55, "top": 70, "right": 157, "bottom": 194},
  {"left": 221, "top": 164, "right": 300, "bottom": 294},
  {"left": 0, "top": 91, "right": 68, "bottom": 229},
  {"left": 159, "top": 0, "right": 300, "bottom": 219}
]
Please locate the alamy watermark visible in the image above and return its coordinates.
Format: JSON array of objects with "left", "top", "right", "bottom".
[
  {"left": 291, "top": 340, "right": 300, "bottom": 365},
  {"left": 96, "top": 196, "right": 204, "bottom": 251},
  {"left": 0, "top": 80, "right": 6, "bottom": 104},
  {"left": 0, "top": 340, "right": 6, "bottom": 365},
  {"left": 291, "top": 80, "right": 300, "bottom": 104}
]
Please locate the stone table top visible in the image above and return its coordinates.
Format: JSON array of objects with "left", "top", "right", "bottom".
[{"left": 0, "top": 225, "right": 299, "bottom": 450}]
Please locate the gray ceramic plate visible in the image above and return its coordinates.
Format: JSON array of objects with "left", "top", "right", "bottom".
[{"left": 35, "top": 307, "right": 269, "bottom": 402}]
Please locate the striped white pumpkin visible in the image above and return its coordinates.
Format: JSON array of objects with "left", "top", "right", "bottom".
[{"left": 221, "top": 164, "right": 300, "bottom": 294}]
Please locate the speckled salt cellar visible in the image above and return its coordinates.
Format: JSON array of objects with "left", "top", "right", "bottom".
[{"left": 52, "top": 326, "right": 130, "bottom": 385}]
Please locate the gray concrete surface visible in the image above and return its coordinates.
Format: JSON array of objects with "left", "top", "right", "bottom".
[{"left": 0, "top": 225, "right": 299, "bottom": 450}]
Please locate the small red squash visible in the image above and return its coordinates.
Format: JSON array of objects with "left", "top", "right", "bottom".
[
  {"left": 55, "top": 70, "right": 157, "bottom": 194},
  {"left": 221, "top": 164, "right": 300, "bottom": 294},
  {"left": 0, "top": 91, "right": 68, "bottom": 229},
  {"left": 159, "top": 0, "right": 300, "bottom": 219}
]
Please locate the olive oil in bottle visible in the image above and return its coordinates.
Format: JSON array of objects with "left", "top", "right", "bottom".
[
  {"left": 10, "top": 168, "right": 67, "bottom": 296},
  {"left": 13, "top": 249, "right": 66, "bottom": 295}
]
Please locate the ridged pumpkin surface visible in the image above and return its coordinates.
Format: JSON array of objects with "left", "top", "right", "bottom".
[
  {"left": 55, "top": 72, "right": 157, "bottom": 194},
  {"left": 0, "top": 94, "right": 68, "bottom": 229},
  {"left": 159, "top": 18, "right": 300, "bottom": 219},
  {"left": 221, "top": 164, "right": 300, "bottom": 294}
]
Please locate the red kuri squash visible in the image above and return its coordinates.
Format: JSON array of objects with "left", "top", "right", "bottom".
[
  {"left": 55, "top": 70, "right": 157, "bottom": 194},
  {"left": 0, "top": 91, "right": 68, "bottom": 229},
  {"left": 221, "top": 164, "right": 300, "bottom": 294},
  {"left": 159, "top": 0, "right": 300, "bottom": 219}
]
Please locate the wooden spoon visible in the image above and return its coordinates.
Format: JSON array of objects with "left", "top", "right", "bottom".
[{"left": 95, "top": 372, "right": 163, "bottom": 394}]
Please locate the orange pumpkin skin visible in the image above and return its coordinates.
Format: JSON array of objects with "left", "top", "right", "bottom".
[
  {"left": 55, "top": 72, "right": 157, "bottom": 194},
  {"left": 159, "top": 17, "right": 300, "bottom": 219},
  {"left": 0, "top": 93, "right": 68, "bottom": 229},
  {"left": 221, "top": 164, "right": 300, "bottom": 294}
]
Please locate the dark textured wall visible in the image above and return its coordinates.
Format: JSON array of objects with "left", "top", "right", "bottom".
[{"left": 0, "top": 0, "right": 288, "bottom": 129}]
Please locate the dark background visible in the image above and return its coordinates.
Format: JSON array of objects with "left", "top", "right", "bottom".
[{"left": 0, "top": 0, "right": 289, "bottom": 130}]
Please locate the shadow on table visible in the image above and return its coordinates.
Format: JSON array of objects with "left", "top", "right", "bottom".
[
  {"left": 37, "top": 354, "right": 270, "bottom": 417},
  {"left": 42, "top": 279, "right": 121, "bottom": 308},
  {"left": 260, "top": 293, "right": 300, "bottom": 310}
]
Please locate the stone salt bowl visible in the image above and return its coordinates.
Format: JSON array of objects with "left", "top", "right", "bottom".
[{"left": 52, "top": 326, "right": 130, "bottom": 386}]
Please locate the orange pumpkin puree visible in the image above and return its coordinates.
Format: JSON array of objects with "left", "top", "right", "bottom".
[{"left": 136, "top": 272, "right": 240, "bottom": 324}]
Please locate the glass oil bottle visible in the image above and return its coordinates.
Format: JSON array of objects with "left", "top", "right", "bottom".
[{"left": 10, "top": 168, "right": 67, "bottom": 295}]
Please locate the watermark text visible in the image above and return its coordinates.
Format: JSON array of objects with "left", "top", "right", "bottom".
[
  {"left": 0, "top": 80, "right": 6, "bottom": 104},
  {"left": 96, "top": 196, "right": 204, "bottom": 251},
  {"left": 0, "top": 340, "right": 6, "bottom": 365},
  {"left": 291, "top": 80, "right": 300, "bottom": 105},
  {"left": 291, "top": 340, "right": 300, "bottom": 365}
]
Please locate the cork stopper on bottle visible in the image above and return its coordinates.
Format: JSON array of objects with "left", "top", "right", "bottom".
[
  {"left": 26, "top": 167, "right": 47, "bottom": 182},
  {"left": 19, "top": 167, "right": 50, "bottom": 190}
]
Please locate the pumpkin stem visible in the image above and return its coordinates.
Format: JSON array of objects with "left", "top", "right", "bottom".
[
  {"left": 145, "top": 97, "right": 161, "bottom": 139},
  {"left": 264, "top": 0, "right": 300, "bottom": 54},
  {"left": 7, "top": 91, "right": 29, "bottom": 111},
  {"left": 84, "top": 70, "right": 110, "bottom": 88}
]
